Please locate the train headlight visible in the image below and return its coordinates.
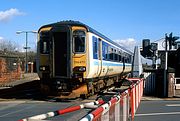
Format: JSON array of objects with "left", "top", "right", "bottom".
[
  {"left": 78, "top": 66, "right": 86, "bottom": 72},
  {"left": 39, "top": 66, "right": 49, "bottom": 71},
  {"left": 73, "top": 66, "right": 86, "bottom": 72}
]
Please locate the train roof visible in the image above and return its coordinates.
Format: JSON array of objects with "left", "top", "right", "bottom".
[{"left": 39, "top": 20, "right": 133, "bottom": 54}]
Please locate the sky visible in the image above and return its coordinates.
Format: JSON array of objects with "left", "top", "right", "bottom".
[{"left": 0, "top": 0, "right": 180, "bottom": 52}]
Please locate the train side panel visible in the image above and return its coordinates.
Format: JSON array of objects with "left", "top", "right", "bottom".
[{"left": 86, "top": 32, "right": 132, "bottom": 79}]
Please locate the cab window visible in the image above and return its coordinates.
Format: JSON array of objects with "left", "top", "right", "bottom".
[
  {"left": 40, "top": 31, "right": 50, "bottom": 54},
  {"left": 73, "top": 30, "right": 86, "bottom": 53}
]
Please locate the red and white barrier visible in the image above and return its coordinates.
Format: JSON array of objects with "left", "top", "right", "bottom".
[
  {"left": 80, "top": 78, "right": 144, "bottom": 121},
  {"left": 80, "top": 96, "right": 120, "bottom": 121},
  {"left": 125, "top": 78, "right": 144, "bottom": 120},
  {"left": 129, "top": 85, "right": 136, "bottom": 120},
  {"left": 18, "top": 100, "right": 104, "bottom": 121}
]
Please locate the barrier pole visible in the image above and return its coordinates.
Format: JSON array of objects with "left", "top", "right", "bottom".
[{"left": 130, "top": 85, "right": 135, "bottom": 120}]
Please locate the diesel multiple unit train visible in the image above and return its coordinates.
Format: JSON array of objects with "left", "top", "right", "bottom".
[{"left": 37, "top": 20, "right": 133, "bottom": 98}]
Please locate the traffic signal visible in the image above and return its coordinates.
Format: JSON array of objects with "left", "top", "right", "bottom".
[
  {"left": 167, "top": 32, "right": 180, "bottom": 50},
  {"left": 150, "top": 43, "right": 158, "bottom": 51},
  {"left": 141, "top": 39, "right": 158, "bottom": 58},
  {"left": 141, "top": 39, "right": 152, "bottom": 57}
]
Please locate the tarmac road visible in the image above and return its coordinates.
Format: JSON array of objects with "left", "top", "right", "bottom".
[
  {"left": 0, "top": 73, "right": 96, "bottom": 121},
  {"left": 0, "top": 99, "right": 91, "bottom": 121},
  {"left": 135, "top": 98, "right": 180, "bottom": 121}
]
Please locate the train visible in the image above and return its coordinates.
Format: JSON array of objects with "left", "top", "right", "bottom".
[{"left": 37, "top": 20, "right": 133, "bottom": 98}]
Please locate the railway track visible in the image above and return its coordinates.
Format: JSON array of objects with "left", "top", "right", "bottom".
[
  {"left": 0, "top": 79, "right": 98, "bottom": 102},
  {"left": 0, "top": 80, "right": 44, "bottom": 100},
  {"left": 0, "top": 79, "right": 100, "bottom": 121},
  {"left": 0, "top": 77, "right": 131, "bottom": 100}
]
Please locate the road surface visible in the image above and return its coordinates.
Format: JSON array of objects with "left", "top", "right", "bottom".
[{"left": 135, "top": 100, "right": 180, "bottom": 121}]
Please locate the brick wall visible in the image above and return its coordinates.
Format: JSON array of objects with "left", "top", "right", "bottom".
[{"left": 0, "top": 57, "right": 21, "bottom": 83}]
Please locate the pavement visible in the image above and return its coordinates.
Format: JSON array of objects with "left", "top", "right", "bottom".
[
  {"left": 0, "top": 73, "right": 40, "bottom": 89},
  {"left": 142, "top": 96, "right": 180, "bottom": 101},
  {"left": 135, "top": 99, "right": 180, "bottom": 121}
]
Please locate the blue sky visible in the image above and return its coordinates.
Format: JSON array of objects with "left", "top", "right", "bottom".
[{"left": 0, "top": 0, "right": 180, "bottom": 51}]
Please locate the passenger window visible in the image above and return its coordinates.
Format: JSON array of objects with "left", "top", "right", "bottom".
[
  {"left": 124, "top": 53, "right": 127, "bottom": 63},
  {"left": 102, "top": 41, "right": 108, "bottom": 60},
  {"left": 118, "top": 51, "right": 122, "bottom": 62},
  {"left": 127, "top": 54, "right": 132, "bottom": 63},
  {"left": 73, "top": 30, "right": 86, "bottom": 53},
  {"left": 114, "top": 49, "right": 118, "bottom": 61},
  {"left": 93, "top": 36, "right": 98, "bottom": 59},
  {"left": 109, "top": 48, "right": 114, "bottom": 60}
]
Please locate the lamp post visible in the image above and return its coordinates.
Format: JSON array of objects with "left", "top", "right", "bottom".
[
  {"left": 16, "top": 31, "right": 37, "bottom": 73},
  {"left": 164, "top": 34, "right": 168, "bottom": 97}
]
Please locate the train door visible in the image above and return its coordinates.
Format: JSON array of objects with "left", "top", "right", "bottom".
[
  {"left": 122, "top": 52, "right": 126, "bottom": 73},
  {"left": 51, "top": 26, "right": 71, "bottom": 78},
  {"left": 97, "top": 38, "right": 102, "bottom": 77},
  {"left": 93, "top": 36, "right": 102, "bottom": 77}
]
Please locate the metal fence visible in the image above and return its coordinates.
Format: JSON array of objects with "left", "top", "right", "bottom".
[
  {"left": 80, "top": 78, "right": 144, "bottom": 121},
  {"left": 143, "top": 72, "right": 156, "bottom": 96}
]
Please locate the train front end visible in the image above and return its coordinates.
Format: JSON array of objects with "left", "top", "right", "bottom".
[{"left": 37, "top": 22, "right": 88, "bottom": 97}]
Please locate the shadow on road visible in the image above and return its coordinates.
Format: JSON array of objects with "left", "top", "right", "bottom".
[
  {"left": 0, "top": 80, "right": 45, "bottom": 100},
  {"left": 0, "top": 80, "right": 79, "bottom": 103}
]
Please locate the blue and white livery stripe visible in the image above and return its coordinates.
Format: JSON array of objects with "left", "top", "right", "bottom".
[{"left": 93, "top": 60, "right": 132, "bottom": 67}]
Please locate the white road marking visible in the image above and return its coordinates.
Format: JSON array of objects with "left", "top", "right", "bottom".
[
  {"left": 166, "top": 104, "right": 180, "bottom": 107},
  {"left": 0, "top": 105, "right": 35, "bottom": 117},
  {"left": 136, "top": 112, "right": 180, "bottom": 116},
  {"left": 0, "top": 100, "right": 26, "bottom": 111}
]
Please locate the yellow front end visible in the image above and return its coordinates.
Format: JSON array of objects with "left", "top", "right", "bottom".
[
  {"left": 72, "top": 26, "right": 88, "bottom": 79},
  {"left": 37, "top": 27, "right": 52, "bottom": 79}
]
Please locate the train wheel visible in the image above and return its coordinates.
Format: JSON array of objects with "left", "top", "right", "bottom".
[
  {"left": 80, "top": 94, "right": 88, "bottom": 99},
  {"left": 87, "top": 81, "right": 95, "bottom": 96},
  {"left": 40, "top": 84, "right": 51, "bottom": 95}
]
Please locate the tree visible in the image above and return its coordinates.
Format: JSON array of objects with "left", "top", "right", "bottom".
[
  {"left": 0, "top": 39, "right": 19, "bottom": 52},
  {"left": 27, "top": 51, "right": 36, "bottom": 62}
]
